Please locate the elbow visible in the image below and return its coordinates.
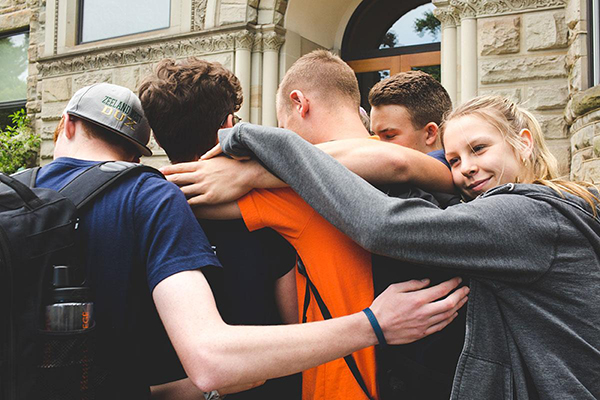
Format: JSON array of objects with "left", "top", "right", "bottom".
[
  {"left": 183, "top": 344, "right": 232, "bottom": 392},
  {"left": 354, "top": 222, "right": 385, "bottom": 253},
  {"left": 391, "top": 155, "right": 410, "bottom": 183},
  {"left": 187, "top": 355, "right": 229, "bottom": 393}
]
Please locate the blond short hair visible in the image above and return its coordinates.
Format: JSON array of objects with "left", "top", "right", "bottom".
[{"left": 277, "top": 50, "right": 360, "bottom": 112}]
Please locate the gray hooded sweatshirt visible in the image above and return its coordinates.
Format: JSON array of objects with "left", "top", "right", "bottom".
[{"left": 219, "top": 123, "right": 600, "bottom": 400}]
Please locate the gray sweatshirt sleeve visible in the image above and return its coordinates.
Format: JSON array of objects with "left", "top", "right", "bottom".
[{"left": 219, "top": 123, "right": 557, "bottom": 282}]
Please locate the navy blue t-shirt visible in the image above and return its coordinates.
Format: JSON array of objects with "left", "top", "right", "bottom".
[
  {"left": 36, "top": 157, "right": 222, "bottom": 398},
  {"left": 428, "top": 149, "right": 450, "bottom": 168}
]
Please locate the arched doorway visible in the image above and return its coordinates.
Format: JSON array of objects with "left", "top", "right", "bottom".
[{"left": 342, "top": 0, "right": 441, "bottom": 112}]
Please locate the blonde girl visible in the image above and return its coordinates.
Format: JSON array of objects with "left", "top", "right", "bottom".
[{"left": 213, "top": 95, "right": 600, "bottom": 399}]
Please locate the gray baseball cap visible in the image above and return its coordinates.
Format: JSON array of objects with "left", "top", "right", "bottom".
[{"left": 64, "top": 83, "right": 152, "bottom": 156}]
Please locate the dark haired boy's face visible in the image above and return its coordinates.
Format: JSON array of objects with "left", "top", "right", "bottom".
[{"left": 371, "top": 104, "right": 429, "bottom": 153}]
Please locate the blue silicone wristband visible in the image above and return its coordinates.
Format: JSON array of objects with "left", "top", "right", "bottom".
[{"left": 362, "top": 307, "right": 388, "bottom": 348}]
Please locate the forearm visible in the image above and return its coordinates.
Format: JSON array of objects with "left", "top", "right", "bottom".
[
  {"left": 193, "top": 202, "right": 242, "bottom": 220},
  {"left": 154, "top": 270, "right": 374, "bottom": 392},
  {"left": 151, "top": 377, "right": 263, "bottom": 399},
  {"left": 317, "top": 139, "right": 454, "bottom": 193},
  {"left": 275, "top": 268, "right": 299, "bottom": 324},
  {"left": 219, "top": 123, "right": 553, "bottom": 279},
  {"left": 246, "top": 159, "right": 287, "bottom": 189},
  {"left": 151, "top": 378, "right": 203, "bottom": 400},
  {"left": 200, "top": 313, "right": 372, "bottom": 388}
]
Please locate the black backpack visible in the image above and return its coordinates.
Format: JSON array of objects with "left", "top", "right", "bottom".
[{"left": 0, "top": 161, "right": 162, "bottom": 400}]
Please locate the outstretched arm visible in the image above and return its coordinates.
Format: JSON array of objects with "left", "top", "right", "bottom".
[
  {"left": 213, "top": 123, "right": 556, "bottom": 282},
  {"left": 160, "top": 138, "right": 453, "bottom": 206},
  {"left": 150, "top": 378, "right": 264, "bottom": 399},
  {"left": 316, "top": 139, "right": 454, "bottom": 193},
  {"left": 154, "top": 270, "right": 468, "bottom": 393}
]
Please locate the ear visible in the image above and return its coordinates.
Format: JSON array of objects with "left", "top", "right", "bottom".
[
  {"left": 222, "top": 114, "right": 235, "bottom": 129},
  {"left": 62, "top": 113, "right": 77, "bottom": 140},
  {"left": 289, "top": 90, "right": 309, "bottom": 118},
  {"left": 424, "top": 122, "right": 439, "bottom": 146},
  {"left": 519, "top": 128, "right": 534, "bottom": 159}
]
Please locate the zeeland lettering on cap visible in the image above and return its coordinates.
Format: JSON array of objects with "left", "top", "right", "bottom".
[{"left": 67, "top": 83, "right": 152, "bottom": 156}]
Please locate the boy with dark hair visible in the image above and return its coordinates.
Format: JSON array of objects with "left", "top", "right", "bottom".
[
  {"left": 140, "top": 58, "right": 244, "bottom": 164},
  {"left": 139, "top": 58, "right": 300, "bottom": 399},
  {"left": 369, "top": 70, "right": 452, "bottom": 166}
]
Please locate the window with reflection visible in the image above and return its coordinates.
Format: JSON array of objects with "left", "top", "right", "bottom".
[
  {"left": 0, "top": 31, "right": 28, "bottom": 129},
  {"left": 79, "top": 0, "right": 171, "bottom": 44},
  {"left": 343, "top": 0, "right": 441, "bottom": 113},
  {"left": 380, "top": 3, "right": 440, "bottom": 49},
  {"left": 590, "top": 0, "right": 600, "bottom": 87}
]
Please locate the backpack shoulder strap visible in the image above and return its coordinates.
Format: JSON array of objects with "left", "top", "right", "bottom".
[
  {"left": 297, "top": 258, "right": 374, "bottom": 400},
  {"left": 58, "top": 161, "right": 163, "bottom": 209},
  {"left": 12, "top": 166, "right": 40, "bottom": 187}
]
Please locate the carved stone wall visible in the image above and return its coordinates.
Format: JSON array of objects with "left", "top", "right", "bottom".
[
  {"left": 566, "top": 86, "right": 600, "bottom": 181},
  {"left": 1, "top": 0, "right": 287, "bottom": 167},
  {"left": 562, "top": 0, "right": 600, "bottom": 182},
  {"left": 0, "top": 0, "right": 44, "bottom": 152}
]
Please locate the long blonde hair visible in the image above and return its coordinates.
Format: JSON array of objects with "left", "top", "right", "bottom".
[{"left": 442, "top": 95, "right": 599, "bottom": 212}]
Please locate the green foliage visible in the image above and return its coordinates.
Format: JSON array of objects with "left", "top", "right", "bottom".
[
  {"left": 380, "top": 32, "right": 398, "bottom": 49},
  {"left": 0, "top": 32, "right": 29, "bottom": 103},
  {"left": 414, "top": 11, "right": 441, "bottom": 39},
  {"left": 0, "top": 109, "right": 40, "bottom": 174},
  {"left": 412, "top": 65, "right": 441, "bottom": 82}
]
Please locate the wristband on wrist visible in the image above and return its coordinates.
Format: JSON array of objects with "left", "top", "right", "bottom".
[{"left": 362, "top": 307, "right": 388, "bottom": 348}]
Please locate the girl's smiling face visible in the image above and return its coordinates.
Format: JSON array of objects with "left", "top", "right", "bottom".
[{"left": 443, "top": 114, "right": 531, "bottom": 200}]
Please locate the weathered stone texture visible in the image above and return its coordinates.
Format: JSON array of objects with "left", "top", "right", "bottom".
[
  {"left": 524, "top": 84, "right": 568, "bottom": 110},
  {"left": 42, "top": 77, "right": 72, "bottom": 103},
  {"left": 220, "top": 3, "right": 247, "bottom": 25},
  {"left": 0, "top": 8, "right": 30, "bottom": 29},
  {"left": 73, "top": 72, "right": 113, "bottom": 91},
  {"left": 593, "top": 135, "right": 600, "bottom": 158},
  {"left": 564, "top": 0, "right": 581, "bottom": 29},
  {"left": 142, "top": 154, "right": 170, "bottom": 169},
  {"left": 113, "top": 67, "right": 140, "bottom": 92},
  {"left": 40, "top": 101, "right": 67, "bottom": 120},
  {"left": 546, "top": 138, "right": 571, "bottom": 175},
  {"left": 580, "top": 159, "right": 600, "bottom": 183},
  {"left": 537, "top": 114, "right": 567, "bottom": 139},
  {"left": 525, "top": 11, "right": 568, "bottom": 51},
  {"left": 479, "top": 16, "right": 520, "bottom": 56},
  {"left": 568, "top": 85, "right": 600, "bottom": 118},
  {"left": 478, "top": 87, "right": 522, "bottom": 103},
  {"left": 480, "top": 55, "right": 567, "bottom": 84},
  {"left": 568, "top": 84, "right": 600, "bottom": 182},
  {"left": 570, "top": 124, "right": 594, "bottom": 152},
  {"left": 40, "top": 138, "right": 55, "bottom": 160}
]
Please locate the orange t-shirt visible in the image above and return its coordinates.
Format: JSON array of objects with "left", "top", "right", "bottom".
[{"left": 238, "top": 187, "right": 377, "bottom": 400}]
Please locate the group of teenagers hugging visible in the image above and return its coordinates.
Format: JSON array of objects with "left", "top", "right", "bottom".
[{"left": 38, "top": 48, "right": 598, "bottom": 400}]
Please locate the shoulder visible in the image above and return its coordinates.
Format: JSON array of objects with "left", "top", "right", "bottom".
[{"left": 427, "top": 149, "right": 450, "bottom": 169}]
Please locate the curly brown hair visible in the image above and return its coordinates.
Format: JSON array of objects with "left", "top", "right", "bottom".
[{"left": 138, "top": 58, "right": 243, "bottom": 163}]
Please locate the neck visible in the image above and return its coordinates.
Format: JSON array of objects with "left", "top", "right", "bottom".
[
  {"left": 310, "top": 107, "right": 371, "bottom": 144},
  {"left": 54, "top": 129, "right": 133, "bottom": 162}
]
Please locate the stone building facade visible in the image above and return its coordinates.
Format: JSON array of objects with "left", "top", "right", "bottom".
[{"left": 0, "top": 0, "right": 599, "bottom": 178}]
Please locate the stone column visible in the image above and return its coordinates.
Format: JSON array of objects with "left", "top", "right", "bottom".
[
  {"left": 435, "top": 7, "right": 458, "bottom": 105},
  {"left": 235, "top": 31, "right": 254, "bottom": 122},
  {"left": 460, "top": 9, "right": 478, "bottom": 102},
  {"left": 262, "top": 31, "right": 285, "bottom": 127},
  {"left": 250, "top": 33, "right": 263, "bottom": 125}
]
